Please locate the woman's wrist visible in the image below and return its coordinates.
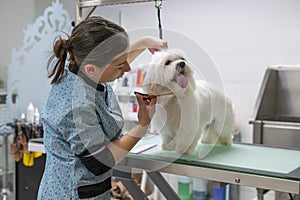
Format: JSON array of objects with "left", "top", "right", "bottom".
[{"left": 126, "top": 125, "right": 149, "bottom": 139}]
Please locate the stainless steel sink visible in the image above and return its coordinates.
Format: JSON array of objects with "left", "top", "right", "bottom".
[{"left": 250, "top": 66, "right": 300, "bottom": 149}]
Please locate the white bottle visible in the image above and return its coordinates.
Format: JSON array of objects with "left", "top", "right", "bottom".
[
  {"left": 34, "top": 108, "right": 40, "bottom": 124},
  {"left": 20, "top": 113, "right": 26, "bottom": 122},
  {"left": 26, "top": 102, "right": 34, "bottom": 123},
  {"left": 192, "top": 178, "right": 208, "bottom": 200}
]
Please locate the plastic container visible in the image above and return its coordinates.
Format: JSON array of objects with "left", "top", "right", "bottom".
[
  {"left": 192, "top": 178, "right": 208, "bottom": 200},
  {"left": 26, "top": 102, "right": 34, "bottom": 123},
  {"left": 178, "top": 176, "right": 192, "bottom": 200},
  {"left": 213, "top": 186, "right": 226, "bottom": 200},
  {"left": 34, "top": 108, "right": 40, "bottom": 124}
]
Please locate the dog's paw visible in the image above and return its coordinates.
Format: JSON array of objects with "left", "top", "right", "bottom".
[
  {"left": 161, "top": 143, "right": 175, "bottom": 151},
  {"left": 218, "top": 137, "right": 233, "bottom": 145},
  {"left": 219, "top": 140, "right": 232, "bottom": 145},
  {"left": 184, "top": 148, "right": 195, "bottom": 154},
  {"left": 175, "top": 145, "right": 192, "bottom": 154}
]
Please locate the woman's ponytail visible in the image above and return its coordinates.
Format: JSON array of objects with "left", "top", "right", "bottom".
[{"left": 47, "top": 37, "right": 69, "bottom": 84}]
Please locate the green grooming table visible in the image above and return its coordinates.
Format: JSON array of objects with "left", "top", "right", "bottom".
[{"left": 115, "top": 134, "right": 300, "bottom": 200}]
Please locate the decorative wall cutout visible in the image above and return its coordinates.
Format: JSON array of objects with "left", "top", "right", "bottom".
[{"left": 7, "top": 0, "right": 71, "bottom": 118}]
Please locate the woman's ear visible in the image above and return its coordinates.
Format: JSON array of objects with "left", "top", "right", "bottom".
[{"left": 84, "top": 64, "right": 97, "bottom": 77}]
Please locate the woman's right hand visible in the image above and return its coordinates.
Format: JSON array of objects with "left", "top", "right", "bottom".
[{"left": 135, "top": 94, "right": 157, "bottom": 127}]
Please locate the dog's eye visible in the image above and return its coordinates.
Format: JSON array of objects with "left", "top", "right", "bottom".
[{"left": 165, "top": 60, "right": 172, "bottom": 65}]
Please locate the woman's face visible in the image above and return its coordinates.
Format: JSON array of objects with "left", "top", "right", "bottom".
[{"left": 99, "top": 52, "right": 131, "bottom": 82}]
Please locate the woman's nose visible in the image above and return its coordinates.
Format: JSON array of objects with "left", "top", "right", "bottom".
[{"left": 123, "top": 62, "right": 131, "bottom": 72}]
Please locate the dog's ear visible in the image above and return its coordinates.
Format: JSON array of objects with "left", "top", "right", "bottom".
[
  {"left": 142, "top": 65, "right": 155, "bottom": 93},
  {"left": 189, "top": 78, "right": 196, "bottom": 91}
]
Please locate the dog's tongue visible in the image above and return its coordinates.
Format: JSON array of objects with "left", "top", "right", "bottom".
[{"left": 176, "top": 74, "right": 188, "bottom": 88}]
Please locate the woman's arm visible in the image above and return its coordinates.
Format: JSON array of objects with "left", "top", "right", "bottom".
[
  {"left": 107, "top": 125, "right": 148, "bottom": 164},
  {"left": 108, "top": 94, "right": 157, "bottom": 164},
  {"left": 127, "top": 36, "right": 168, "bottom": 63}
]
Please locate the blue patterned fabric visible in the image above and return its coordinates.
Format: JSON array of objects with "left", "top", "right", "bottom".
[{"left": 38, "top": 69, "right": 124, "bottom": 199}]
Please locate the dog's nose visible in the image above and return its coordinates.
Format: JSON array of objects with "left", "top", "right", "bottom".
[{"left": 177, "top": 61, "right": 185, "bottom": 68}]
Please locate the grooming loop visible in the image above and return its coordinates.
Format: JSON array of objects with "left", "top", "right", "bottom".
[{"left": 154, "top": 0, "right": 163, "bottom": 39}]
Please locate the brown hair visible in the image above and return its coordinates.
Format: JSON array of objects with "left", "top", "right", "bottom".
[{"left": 47, "top": 16, "right": 129, "bottom": 84}]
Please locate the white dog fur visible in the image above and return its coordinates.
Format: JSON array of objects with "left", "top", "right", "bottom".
[{"left": 143, "top": 49, "right": 235, "bottom": 154}]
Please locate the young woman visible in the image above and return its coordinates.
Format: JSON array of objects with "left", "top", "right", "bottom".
[{"left": 38, "top": 16, "right": 167, "bottom": 199}]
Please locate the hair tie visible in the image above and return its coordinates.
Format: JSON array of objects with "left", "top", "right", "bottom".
[{"left": 64, "top": 39, "right": 70, "bottom": 50}]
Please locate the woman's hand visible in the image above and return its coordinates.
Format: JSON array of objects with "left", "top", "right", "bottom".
[
  {"left": 135, "top": 94, "right": 157, "bottom": 127},
  {"left": 127, "top": 36, "right": 168, "bottom": 63},
  {"left": 142, "top": 36, "right": 168, "bottom": 54}
]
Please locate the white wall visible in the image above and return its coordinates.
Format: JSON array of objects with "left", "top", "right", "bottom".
[
  {"left": 0, "top": 0, "right": 36, "bottom": 89},
  {"left": 2, "top": 0, "right": 300, "bottom": 142},
  {"left": 2, "top": 0, "right": 300, "bottom": 140},
  {"left": 115, "top": 0, "right": 300, "bottom": 143}
]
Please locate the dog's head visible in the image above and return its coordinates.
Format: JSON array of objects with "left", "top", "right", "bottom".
[{"left": 143, "top": 49, "right": 196, "bottom": 96}]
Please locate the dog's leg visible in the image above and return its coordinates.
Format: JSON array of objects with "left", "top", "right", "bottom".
[
  {"left": 175, "top": 122, "right": 200, "bottom": 154},
  {"left": 161, "top": 132, "right": 177, "bottom": 151},
  {"left": 174, "top": 93, "right": 200, "bottom": 154},
  {"left": 200, "top": 122, "right": 220, "bottom": 144},
  {"left": 185, "top": 133, "right": 201, "bottom": 154},
  {"left": 217, "top": 103, "right": 235, "bottom": 145}
]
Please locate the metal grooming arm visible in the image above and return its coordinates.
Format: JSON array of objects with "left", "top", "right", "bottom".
[{"left": 75, "top": 0, "right": 153, "bottom": 25}]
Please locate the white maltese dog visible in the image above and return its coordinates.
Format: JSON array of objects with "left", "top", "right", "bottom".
[{"left": 142, "top": 49, "right": 235, "bottom": 154}]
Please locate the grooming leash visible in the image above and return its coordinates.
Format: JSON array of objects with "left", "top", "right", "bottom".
[{"left": 154, "top": 0, "right": 163, "bottom": 39}]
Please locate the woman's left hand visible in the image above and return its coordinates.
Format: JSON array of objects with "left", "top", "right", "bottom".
[
  {"left": 142, "top": 36, "right": 168, "bottom": 54},
  {"left": 127, "top": 36, "right": 168, "bottom": 63}
]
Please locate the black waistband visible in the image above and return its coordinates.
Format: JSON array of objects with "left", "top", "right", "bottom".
[{"left": 77, "top": 177, "right": 111, "bottom": 199}]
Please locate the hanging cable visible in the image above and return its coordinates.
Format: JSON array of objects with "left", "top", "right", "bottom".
[{"left": 154, "top": 0, "right": 163, "bottom": 39}]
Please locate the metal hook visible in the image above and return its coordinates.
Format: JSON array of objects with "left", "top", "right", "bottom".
[{"left": 154, "top": 0, "right": 162, "bottom": 9}]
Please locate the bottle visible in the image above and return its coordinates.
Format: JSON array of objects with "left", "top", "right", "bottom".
[
  {"left": 192, "top": 178, "right": 208, "bottom": 200},
  {"left": 178, "top": 176, "right": 192, "bottom": 200},
  {"left": 34, "top": 108, "right": 40, "bottom": 124},
  {"left": 213, "top": 186, "right": 226, "bottom": 200},
  {"left": 26, "top": 102, "right": 34, "bottom": 123}
]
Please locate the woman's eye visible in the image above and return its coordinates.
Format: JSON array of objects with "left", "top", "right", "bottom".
[
  {"left": 165, "top": 60, "right": 172, "bottom": 65},
  {"left": 116, "top": 65, "right": 124, "bottom": 70}
]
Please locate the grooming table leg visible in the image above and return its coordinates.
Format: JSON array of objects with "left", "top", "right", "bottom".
[
  {"left": 257, "top": 188, "right": 268, "bottom": 200},
  {"left": 113, "top": 169, "right": 148, "bottom": 200},
  {"left": 146, "top": 171, "right": 181, "bottom": 200}
]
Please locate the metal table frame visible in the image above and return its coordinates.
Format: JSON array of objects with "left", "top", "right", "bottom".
[
  {"left": 114, "top": 154, "right": 300, "bottom": 200},
  {"left": 28, "top": 138, "right": 300, "bottom": 199}
]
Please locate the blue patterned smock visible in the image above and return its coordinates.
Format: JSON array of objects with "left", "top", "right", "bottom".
[{"left": 38, "top": 68, "right": 124, "bottom": 199}]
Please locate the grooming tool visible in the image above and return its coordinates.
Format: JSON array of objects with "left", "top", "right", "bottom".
[{"left": 130, "top": 144, "right": 157, "bottom": 154}]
